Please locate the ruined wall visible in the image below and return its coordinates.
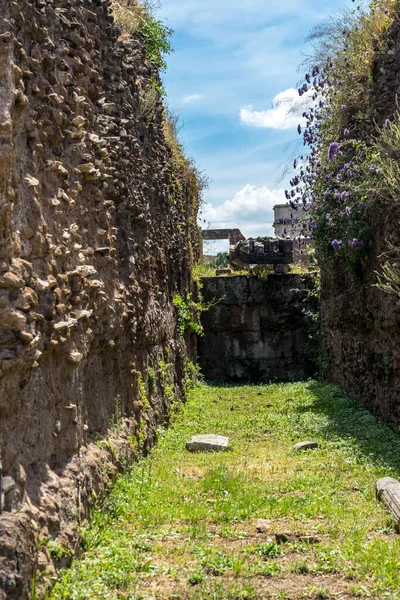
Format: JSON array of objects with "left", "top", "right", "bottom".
[
  {"left": 320, "top": 207, "right": 400, "bottom": 427},
  {"left": 319, "top": 16, "right": 400, "bottom": 428},
  {"left": 0, "top": 1, "right": 200, "bottom": 597},
  {"left": 198, "top": 275, "right": 318, "bottom": 382}
]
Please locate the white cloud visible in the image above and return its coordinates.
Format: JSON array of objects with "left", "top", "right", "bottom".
[
  {"left": 182, "top": 93, "right": 205, "bottom": 104},
  {"left": 240, "top": 88, "right": 313, "bottom": 130},
  {"left": 200, "top": 184, "right": 285, "bottom": 239}
]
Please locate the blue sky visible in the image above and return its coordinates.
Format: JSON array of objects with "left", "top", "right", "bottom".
[{"left": 156, "top": 0, "right": 351, "bottom": 252}]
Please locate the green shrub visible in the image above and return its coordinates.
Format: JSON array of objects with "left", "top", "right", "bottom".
[
  {"left": 288, "top": 0, "right": 398, "bottom": 274},
  {"left": 111, "top": 0, "right": 172, "bottom": 71}
]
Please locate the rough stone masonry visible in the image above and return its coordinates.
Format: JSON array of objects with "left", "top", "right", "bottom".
[
  {"left": 0, "top": 0, "right": 200, "bottom": 597},
  {"left": 198, "top": 275, "right": 318, "bottom": 382}
]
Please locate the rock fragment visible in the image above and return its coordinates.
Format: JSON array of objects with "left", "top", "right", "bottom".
[
  {"left": 275, "top": 532, "right": 321, "bottom": 544},
  {"left": 2, "top": 477, "right": 15, "bottom": 495},
  {"left": 256, "top": 519, "right": 272, "bottom": 533},
  {"left": 294, "top": 441, "right": 319, "bottom": 451},
  {"left": 186, "top": 434, "right": 229, "bottom": 452},
  {"left": 376, "top": 477, "right": 400, "bottom": 531}
]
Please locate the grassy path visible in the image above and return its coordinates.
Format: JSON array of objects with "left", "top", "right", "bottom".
[{"left": 51, "top": 381, "right": 400, "bottom": 599}]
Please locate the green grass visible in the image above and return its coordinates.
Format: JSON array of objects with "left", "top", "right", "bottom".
[{"left": 49, "top": 381, "right": 400, "bottom": 599}]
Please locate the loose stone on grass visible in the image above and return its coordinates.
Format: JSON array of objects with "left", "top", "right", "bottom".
[
  {"left": 186, "top": 434, "right": 229, "bottom": 452},
  {"left": 256, "top": 519, "right": 272, "bottom": 533},
  {"left": 376, "top": 477, "right": 400, "bottom": 531},
  {"left": 294, "top": 441, "right": 319, "bottom": 451},
  {"left": 275, "top": 532, "right": 322, "bottom": 544}
]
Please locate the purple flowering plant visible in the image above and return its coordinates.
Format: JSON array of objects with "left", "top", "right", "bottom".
[{"left": 286, "top": 0, "right": 395, "bottom": 271}]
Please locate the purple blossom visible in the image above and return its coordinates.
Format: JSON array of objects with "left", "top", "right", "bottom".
[
  {"left": 344, "top": 128, "right": 350, "bottom": 137},
  {"left": 349, "top": 238, "right": 365, "bottom": 250},
  {"left": 328, "top": 142, "right": 339, "bottom": 160},
  {"left": 376, "top": 168, "right": 383, "bottom": 175},
  {"left": 331, "top": 239, "right": 343, "bottom": 251},
  {"left": 345, "top": 206, "right": 351, "bottom": 215},
  {"left": 297, "top": 124, "right": 302, "bottom": 135},
  {"left": 341, "top": 191, "right": 349, "bottom": 201},
  {"left": 384, "top": 119, "right": 390, "bottom": 128}
]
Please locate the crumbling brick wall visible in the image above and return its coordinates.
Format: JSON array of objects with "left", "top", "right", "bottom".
[{"left": 0, "top": 1, "right": 200, "bottom": 597}]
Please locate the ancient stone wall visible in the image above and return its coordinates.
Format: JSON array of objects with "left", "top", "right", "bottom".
[
  {"left": 320, "top": 206, "right": 400, "bottom": 427},
  {"left": 198, "top": 275, "right": 318, "bottom": 382},
  {"left": 0, "top": 1, "right": 200, "bottom": 597},
  {"left": 318, "top": 16, "right": 400, "bottom": 429}
]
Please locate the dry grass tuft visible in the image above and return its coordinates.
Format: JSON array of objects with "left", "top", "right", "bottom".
[{"left": 110, "top": 0, "right": 148, "bottom": 34}]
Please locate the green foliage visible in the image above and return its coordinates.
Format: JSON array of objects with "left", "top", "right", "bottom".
[
  {"left": 137, "top": 372, "right": 150, "bottom": 410},
  {"left": 187, "top": 569, "right": 204, "bottom": 585},
  {"left": 162, "top": 114, "right": 207, "bottom": 273},
  {"left": 374, "top": 108, "right": 400, "bottom": 203},
  {"left": 298, "top": 0, "right": 398, "bottom": 275},
  {"left": 184, "top": 359, "right": 202, "bottom": 395},
  {"left": 148, "top": 368, "right": 156, "bottom": 395},
  {"left": 110, "top": 395, "right": 123, "bottom": 431},
  {"left": 374, "top": 241, "right": 400, "bottom": 302},
  {"left": 157, "top": 359, "right": 172, "bottom": 383},
  {"left": 173, "top": 293, "right": 205, "bottom": 337},
  {"left": 111, "top": 1, "right": 173, "bottom": 72},
  {"left": 193, "top": 261, "right": 217, "bottom": 278},
  {"left": 256, "top": 541, "right": 282, "bottom": 559},
  {"left": 308, "top": 138, "right": 378, "bottom": 264},
  {"left": 47, "top": 540, "right": 73, "bottom": 563},
  {"left": 212, "top": 252, "right": 229, "bottom": 269},
  {"left": 138, "top": 15, "right": 173, "bottom": 72}
]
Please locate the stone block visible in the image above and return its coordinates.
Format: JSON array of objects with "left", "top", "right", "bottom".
[
  {"left": 376, "top": 477, "right": 400, "bottom": 531},
  {"left": 186, "top": 434, "right": 229, "bottom": 452},
  {"left": 256, "top": 519, "right": 272, "bottom": 533},
  {"left": 230, "top": 237, "right": 294, "bottom": 267},
  {"left": 230, "top": 305, "right": 260, "bottom": 333},
  {"left": 201, "top": 305, "right": 231, "bottom": 333},
  {"left": 216, "top": 268, "right": 231, "bottom": 276},
  {"left": 294, "top": 441, "right": 319, "bottom": 451}
]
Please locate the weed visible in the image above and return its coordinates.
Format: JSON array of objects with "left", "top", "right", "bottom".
[
  {"left": 293, "top": 559, "right": 310, "bottom": 575},
  {"left": 148, "top": 368, "right": 156, "bottom": 395},
  {"left": 111, "top": 0, "right": 147, "bottom": 34},
  {"left": 173, "top": 292, "right": 204, "bottom": 337},
  {"left": 187, "top": 570, "right": 204, "bottom": 585},
  {"left": 138, "top": 15, "right": 172, "bottom": 71},
  {"left": 111, "top": 0, "right": 172, "bottom": 71},
  {"left": 374, "top": 240, "right": 400, "bottom": 302},
  {"left": 47, "top": 540, "right": 72, "bottom": 563},
  {"left": 138, "top": 80, "right": 159, "bottom": 118},
  {"left": 256, "top": 541, "right": 282, "bottom": 559},
  {"left": 110, "top": 394, "right": 123, "bottom": 430},
  {"left": 137, "top": 372, "right": 150, "bottom": 411}
]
